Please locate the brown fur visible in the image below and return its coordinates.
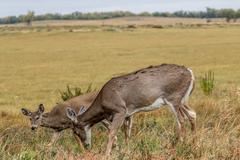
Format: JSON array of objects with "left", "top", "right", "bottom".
[
  {"left": 41, "top": 91, "right": 99, "bottom": 130},
  {"left": 69, "top": 64, "right": 196, "bottom": 156}
]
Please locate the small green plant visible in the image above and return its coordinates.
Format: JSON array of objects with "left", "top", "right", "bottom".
[
  {"left": 59, "top": 84, "right": 95, "bottom": 101},
  {"left": 59, "top": 85, "right": 82, "bottom": 101},
  {"left": 136, "top": 139, "right": 153, "bottom": 160},
  {"left": 19, "top": 150, "right": 37, "bottom": 160},
  {"left": 85, "top": 83, "right": 95, "bottom": 93},
  {"left": 200, "top": 70, "right": 215, "bottom": 95}
]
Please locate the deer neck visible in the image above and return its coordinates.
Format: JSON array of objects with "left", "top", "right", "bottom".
[
  {"left": 78, "top": 104, "right": 105, "bottom": 127},
  {"left": 40, "top": 113, "right": 54, "bottom": 128},
  {"left": 40, "top": 113, "right": 71, "bottom": 130}
]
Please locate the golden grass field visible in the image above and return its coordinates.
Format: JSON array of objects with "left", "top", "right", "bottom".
[
  {"left": 1, "top": 17, "right": 240, "bottom": 27},
  {"left": 0, "top": 19, "right": 240, "bottom": 159}
]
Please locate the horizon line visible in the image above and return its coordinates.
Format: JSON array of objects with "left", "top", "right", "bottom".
[{"left": 1, "top": 7, "right": 239, "bottom": 18}]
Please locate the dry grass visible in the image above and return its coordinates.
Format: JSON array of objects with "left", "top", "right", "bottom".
[
  {"left": 0, "top": 24, "right": 240, "bottom": 159},
  {"left": 1, "top": 87, "right": 239, "bottom": 159},
  {"left": 1, "top": 17, "right": 240, "bottom": 28}
]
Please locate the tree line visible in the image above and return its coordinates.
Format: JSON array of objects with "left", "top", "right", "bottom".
[{"left": 0, "top": 8, "right": 240, "bottom": 25}]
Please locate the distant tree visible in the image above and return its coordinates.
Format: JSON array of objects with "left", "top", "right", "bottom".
[
  {"left": 234, "top": 9, "right": 240, "bottom": 22},
  {"left": 0, "top": 8, "right": 240, "bottom": 25},
  {"left": 152, "top": 12, "right": 161, "bottom": 17},
  {"left": 223, "top": 9, "right": 235, "bottom": 22},
  {"left": 206, "top": 7, "right": 218, "bottom": 18},
  {"left": 237, "top": 9, "right": 240, "bottom": 18},
  {"left": 161, "top": 12, "right": 172, "bottom": 17},
  {"left": 173, "top": 11, "right": 185, "bottom": 17},
  {"left": 139, "top": 12, "right": 152, "bottom": 17},
  {"left": 22, "top": 11, "right": 35, "bottom": 26},
  {"left": 3, "top": 16, "right": 18, "bottom": 24},
  {"left": 187, "top": 11, "right": 198, "bottom": 18}
]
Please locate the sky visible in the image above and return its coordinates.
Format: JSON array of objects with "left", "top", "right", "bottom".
[{"left": 0, "top": 0, "right": 239, "bottom": 17}]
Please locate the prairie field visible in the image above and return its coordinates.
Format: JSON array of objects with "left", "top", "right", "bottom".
[
  {"left": 1, "top": 17, "right": 240, "bottom": 27},
  {"left": 0, "top": 21, "right": 240, "bottom": 159}
]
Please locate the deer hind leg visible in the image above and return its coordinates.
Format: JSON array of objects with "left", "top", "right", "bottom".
[
  {"left": 181, "top": 104, "right": 196, "bottom": 133},
  {"left": 105, "top": 112, "right": 125, "bottom": 156},
  {"left": 165, "top": 100, "right": 185, "bottom": 141},
  {"left": 101, "top": 119, "right": 111, "bottom": 131},
  {"left": 181, "top": 68, "right": 196, "bottom": 133}
]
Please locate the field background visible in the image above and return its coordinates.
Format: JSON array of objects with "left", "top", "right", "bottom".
[
  {"left": 1, "top": 17, "right": 240, "bottom": 27},
  {"left": 0, "top": 18, "right": 240, "bottom": 159}
]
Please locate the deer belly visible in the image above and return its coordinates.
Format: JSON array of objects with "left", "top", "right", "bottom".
[{"left": 126, "top": 97, "right": 165, "bottom": 116}]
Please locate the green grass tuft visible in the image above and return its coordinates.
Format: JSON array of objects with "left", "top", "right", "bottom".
[{"left": 200, "top": 70, "right": 215, "bottom": 95}]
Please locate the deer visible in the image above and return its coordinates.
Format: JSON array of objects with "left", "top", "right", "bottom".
[
  {"left": 21, "top": 91, "right": 133, "bottom": 149},
  {"left": 66, "top": 64, "right": 196, "bottom": 156}
]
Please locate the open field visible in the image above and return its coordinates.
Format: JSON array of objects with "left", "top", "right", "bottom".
[
  {"left": 1, "top": 17, "right": 240, "bottom": 27},
  {"left": 0, "top": 24, "right": 240, "bottom": 159}
]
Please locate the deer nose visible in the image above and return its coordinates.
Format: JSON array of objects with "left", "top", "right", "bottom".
[
  {"left": 84, "top": 143, "right": 91, "bottom": 150},
  {"left": 31, "top": 126, "right": 37, "bottom": 131}
]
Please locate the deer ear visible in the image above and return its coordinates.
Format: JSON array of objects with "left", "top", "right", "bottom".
[
  {"left": 78, "top": 106, "right": 87, "bottom": 115},
  {"left": 66, "top": 107, "right": 77, "bottom": 123},
  {"left": 38, "top": 104, "right": 44, "bottom": 114},
  {"left": 21, "top": 108, "right": 32, "bottom": 116}
]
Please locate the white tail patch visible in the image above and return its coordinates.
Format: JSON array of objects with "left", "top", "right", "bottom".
[
  {"left": 181, "top": 68, "right": 195, "bottom": 104},
  {"left": 181, "top": 68, "right": 196, "bottom": 119}
]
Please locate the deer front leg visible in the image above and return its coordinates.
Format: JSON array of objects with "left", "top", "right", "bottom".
[
  {"left": 73, "top": 132, "right": 85, "bottom": 152},
  {"left": 46, "top": 131, "right": 61, "bottom": 147},
  {"left": 105, "top": 112, "right": 125, "bottom": 156},
  {"left": 102, "top": 119, "right": 119, "bottom": 149}
]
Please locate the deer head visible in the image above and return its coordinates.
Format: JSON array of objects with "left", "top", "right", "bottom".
[
  {"left": 66, "top": 106, "right": 91, "bottom": 149},
  {"left": 21, "top": 104, "right": 45, "bottom": 131}
]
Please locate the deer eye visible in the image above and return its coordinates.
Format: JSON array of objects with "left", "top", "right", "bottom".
[
  {"left": 29, "top": 118, "right": 32, "bottom": 120},
  {"left": 35, "top": 116, "right": 39, "bottom": 120}
]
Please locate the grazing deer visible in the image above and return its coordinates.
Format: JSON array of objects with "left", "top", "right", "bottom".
[
  {"left": 21, "top": 91, "right": 132, "bottom": 149},
  {"left": 66, "top": 64, "right": 196, "bottom": 156}
]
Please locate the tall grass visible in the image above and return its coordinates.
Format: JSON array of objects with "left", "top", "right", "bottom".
[
  {"left": 0, "top": 86, "right": 239, "bottom": 159},
  {"left": 200, "top": 71, "right": 215, "bottom": 96},
  {"left": 0, "top": 26, "right": 240, "bottom": 159}
]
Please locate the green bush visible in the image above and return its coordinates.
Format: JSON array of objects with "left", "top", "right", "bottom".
[{"left": 59, "top": 84, "right": 95, "bottom": 101}]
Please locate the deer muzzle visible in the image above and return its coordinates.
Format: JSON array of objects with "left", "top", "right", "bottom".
[{"left": 31, "top": 125, "right": 38, "bottom": 131}]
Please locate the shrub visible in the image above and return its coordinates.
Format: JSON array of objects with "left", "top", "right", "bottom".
[
  {"left": 200, "top": 70, "right": 215, "bottom": 95},
  {"left": 59, "top": 84, "right": 95, "bottom": 101},
  {"left": 127, "top": 24, "right": 137, "bottom": 29},
  {"left": 206, "top": 19, "right": 212, "bottom": 23},
  {"left": 151, "top": 25, "right": 164, "bottom": 29}
]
